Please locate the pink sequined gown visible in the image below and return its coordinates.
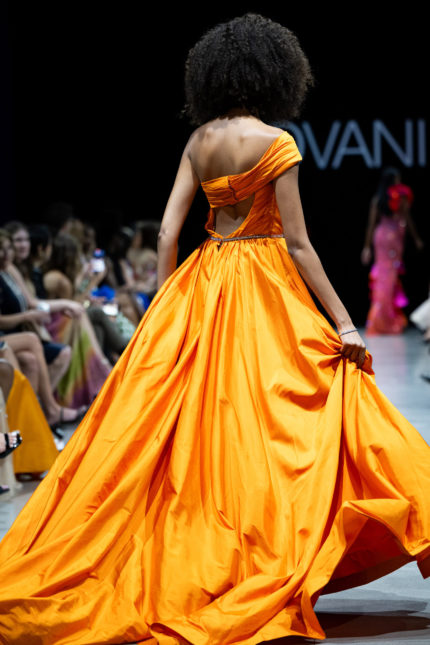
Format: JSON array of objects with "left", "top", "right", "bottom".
[{"left": 366, "top": 184, "right": 412, "bottom": 335}]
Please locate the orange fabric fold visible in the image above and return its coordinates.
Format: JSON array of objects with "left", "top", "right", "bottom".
[{"left": 0, "top": 133, "right": 429, "bottom": 645}]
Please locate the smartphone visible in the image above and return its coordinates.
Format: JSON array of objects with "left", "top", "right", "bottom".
[
  {"left": 91, "top": 257, "right": 106, "bottom": 274},
  {"left": 102, "top": 303, "right": 118, "bottom": 316}
]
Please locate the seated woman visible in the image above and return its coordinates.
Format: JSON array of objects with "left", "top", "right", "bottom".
[
  {"left": 104, "top": 227, "right": 151, "bottom": 325},
  {"left": 0, "top": 331, "right": 84, "bottom": 427},
  {"left": 43, "top": 233, "right": 129, "bottom": 364},
  {"left": 30, "top": 226, "right": 134, "bottom": 361},
  {"left": 28, "top": 224, "right": 103, "bottom": 303},
  {"left": 127, "top": 220, "right": 159, "bottom": 303},
  {"left": 76, "top": 224, "right": 137, "bottom": 344},
  {"left": 2, "top": 225, "right": 111, "bottom": 408},
  {"left": 0, "top": 226, "right": 79, "bottom": 389},
  {"left": 22, "top": 224, "right": 52, "bottom": 299}
]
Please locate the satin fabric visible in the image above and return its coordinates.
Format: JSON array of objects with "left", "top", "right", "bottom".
[{"left": 0, "top": 132, "right": 429, "bottom": 644}]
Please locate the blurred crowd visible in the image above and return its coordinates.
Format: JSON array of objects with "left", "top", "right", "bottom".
[{"left": 0, "top": 204, "right": 159, "bottom": 494}]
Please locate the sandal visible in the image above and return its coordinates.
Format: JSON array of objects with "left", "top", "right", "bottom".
[
  {"left": 0, "top": 431, "right": 23, "bottom": 459},
  {"left": 49, "top": 406, "right": 88, "bottom": 433}
]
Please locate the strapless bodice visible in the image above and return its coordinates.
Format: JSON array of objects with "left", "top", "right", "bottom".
[{"left": 200, "top": 131, "right": 302, "bottom": 239}]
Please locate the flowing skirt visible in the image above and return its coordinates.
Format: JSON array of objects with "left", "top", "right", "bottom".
[{"left": 0, "top": 237, "right": 429, "bottom": 644}]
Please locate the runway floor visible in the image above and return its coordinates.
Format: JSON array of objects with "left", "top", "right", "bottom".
[{"left": 1, "top": 326, "right": 429, "bottom": 644}]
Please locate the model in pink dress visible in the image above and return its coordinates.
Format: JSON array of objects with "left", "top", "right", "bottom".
[{"left": 361, "top": 169, "right": 423, "bottom": 335}]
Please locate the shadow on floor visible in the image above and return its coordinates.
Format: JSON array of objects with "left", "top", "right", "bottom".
[
  {"left": 319, "top": 608, "right": 430, "bottom": 639},
  {"left": 260, "top": 598, "right": 430, "bottom": 643}
]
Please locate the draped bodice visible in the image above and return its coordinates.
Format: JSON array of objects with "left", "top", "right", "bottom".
[{"left": 201, "top": 131, "right": 302, "bottom": 239}]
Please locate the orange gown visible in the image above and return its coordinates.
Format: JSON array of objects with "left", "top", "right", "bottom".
[{"left": 0, "top": 132, "right": 429, "bottom": 644}]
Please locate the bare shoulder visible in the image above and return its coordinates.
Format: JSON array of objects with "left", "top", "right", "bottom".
[
  {"left": 6, "top": 264, "right": 30, "bottom": 293},
  {"left": 7, "top": 264, "right": 23, "bottom": 282},
  {"left": 44, "top": 270, "right": 72, "bottom": 297},
  {"left": 188, "top": 120, "right": 284, "bottom": 152},
  {"left": 44, "top": 269, "right": 65, "bottom": 283},
  {"left": 187, "top": 118, "right": 286, "bottom": 181},
  {"left": 241, "top": 124, "right": 286, "bottom": 150}
]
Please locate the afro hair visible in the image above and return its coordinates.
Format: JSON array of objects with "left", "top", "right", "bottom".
[{"left": 184, "top": 13, "right": 314, "bottom": 126}]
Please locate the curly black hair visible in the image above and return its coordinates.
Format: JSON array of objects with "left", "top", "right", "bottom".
[{"left": 184, "top": 13, "right": 314, "bottom": 126}]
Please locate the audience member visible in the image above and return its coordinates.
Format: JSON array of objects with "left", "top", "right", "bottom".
[
  {"left": 127, "top": 221, "right": 158, "bottom": 301},
  {"left": 2, "top": 225, "right": 110, "bottom": 408},
  {"left": 1, "top": 210, "right": 156, "bottom": 497},
  {"left": 26, "top": 224, "right": 52, "bottom": 297},
  {"left": 0, "top": 330, "right": 82, "bottom": 426},
  {"left": 0, "top": 228, "right": 75, "bottom": 389},
  {"left": 82, "top": 223, "right": 97, "bottom": 260},
  {"left": 104, "top": 227, "right": 153, "bottom": 325},
  {"left": 44, "top": 233, "right": 129, "bottom": 363}
]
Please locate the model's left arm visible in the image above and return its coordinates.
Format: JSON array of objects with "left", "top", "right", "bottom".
[
  {"left": 157, "top": 140, "right": 201, "bottom": 289},
  {"left": 274, "top": 164, "right": 366, "bottom": 368}
]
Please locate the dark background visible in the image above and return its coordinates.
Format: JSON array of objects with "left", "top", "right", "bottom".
[{"left": 1, "top": 2, "right": 428, "bottom": 325}]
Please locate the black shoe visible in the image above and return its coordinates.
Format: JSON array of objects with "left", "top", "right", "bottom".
[
  {"left": 52, "top": 427, "right": 65, "bottom": 439},
  {"left": 0, "top": 431, "right": 23, "bottom": 459}
]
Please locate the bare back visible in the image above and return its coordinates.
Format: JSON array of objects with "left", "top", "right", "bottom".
[{"left": 188, "top": 116, "right": 284, "bottom": 237}]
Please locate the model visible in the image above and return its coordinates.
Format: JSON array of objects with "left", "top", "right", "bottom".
[
  {"left": 361, "top": 167, "right": 423, "bottom": 335},
  {"left": 0, "top": 14, "right": 429, "bottom": 645}
]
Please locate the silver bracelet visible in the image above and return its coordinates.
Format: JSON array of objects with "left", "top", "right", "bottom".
[{"left": 339, "top": 328, "right": 358, "bottom": 336}]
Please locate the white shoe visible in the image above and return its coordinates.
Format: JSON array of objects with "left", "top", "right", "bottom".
[{"left": 54, "top": 437, "right": 65, "bottom": 451}]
